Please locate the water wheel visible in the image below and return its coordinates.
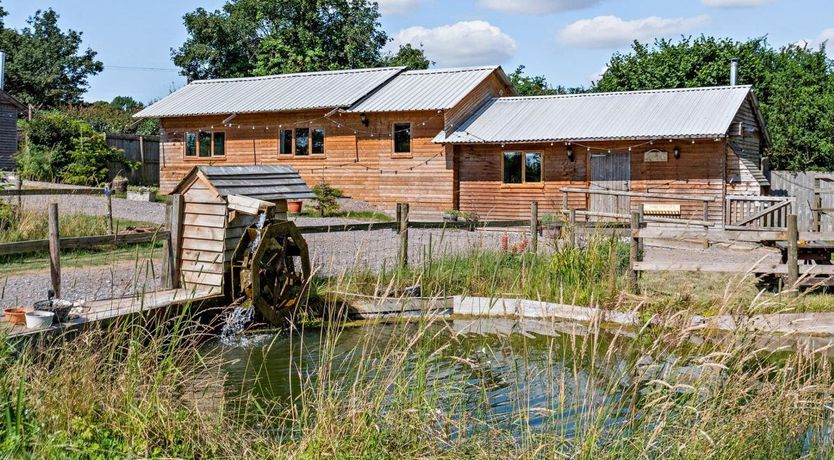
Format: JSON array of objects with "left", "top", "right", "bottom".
[{"left": 230, "top": 220, "right": 311, "bottom": 325}]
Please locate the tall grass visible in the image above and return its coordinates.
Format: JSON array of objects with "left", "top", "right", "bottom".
[
  {"left": 340, "top": 233, "right": 629, "bottom": 307},
  {"left": 0, "top": 207, "right": 154, "bottom": 243}
]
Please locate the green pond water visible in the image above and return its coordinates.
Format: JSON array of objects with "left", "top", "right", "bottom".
[{"left": 205, "top": 319, "right": 631, "bottom": 438}]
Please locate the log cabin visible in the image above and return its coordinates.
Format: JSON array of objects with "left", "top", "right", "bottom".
[
  {"left": 137, "top": 66, "right": 768, "bottom": 223},
  {"left": 136, "top": 65, "right": 516, "bottom": 217}
]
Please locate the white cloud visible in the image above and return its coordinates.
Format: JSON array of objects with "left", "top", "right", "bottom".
[
  {"left": 375, "top": 0, "right": 423, "bottom": 15},
  {"left": 391, "top": 21, "right": 517, "bottom": 67},
  {"left": 701, "top": 0, "right": 776, "bottom": 7},
  {"left": 558, "top": 15, "right": 710, "bottom": 49},
  {"left": 479, "top": 0, "right": 602, "bottom": 15},
  {"left": 589, "top": 65, "right": 608, "bottom": 84},
  {"left": 794, "top": 29, "right": 834, "bottom": 57}
]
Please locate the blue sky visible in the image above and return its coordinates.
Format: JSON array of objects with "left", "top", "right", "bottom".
[{"left": 2, "top": 0, "right": 832, "bottom": 104}]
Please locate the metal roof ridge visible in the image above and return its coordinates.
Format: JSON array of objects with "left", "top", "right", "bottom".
[
  {"left": 401, "top": 65, "right": 499, "bottom": 75},
  {"left": 494, "top": 85, "right": 753, "bottom": 102},
  {"left": 190, "top": 66, "right": 406, "bottom": 84}
]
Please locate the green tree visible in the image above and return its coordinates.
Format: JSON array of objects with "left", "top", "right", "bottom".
[
  {"left": 173, "top": 0, "right": 389, "bottom": 80},
  {"left": 594, "top": 36, "right": 834, "bottom": 171},
  {"left": 382, "top": 44, "right": 432, "bottom": 70},
  {"left": 509, "top": 65, "right": 585, "bottom": 96},
  {"left": 1, "top": 8, "right": 102, "bottom": 107}
]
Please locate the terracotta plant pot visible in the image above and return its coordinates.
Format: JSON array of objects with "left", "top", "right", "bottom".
[
  {"left": 288, "top": 201, "right": 303, "bottom": 214},
  {"left": 4, "top": 307, "right": 33, "bottom": 325}
]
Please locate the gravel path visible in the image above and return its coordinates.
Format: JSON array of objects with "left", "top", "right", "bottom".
[
  {"left": 0, "top": 258, "right": 162, "bottom": 308},
  {"left": 3, "top": 194, "right": 166, "bottom": 225}
]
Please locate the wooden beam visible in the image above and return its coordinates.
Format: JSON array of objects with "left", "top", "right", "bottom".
[
  {"left": 634, "top": 260, "right": 834, "bottom": 275},
  {"left": 0, "top": 188, "right": 102, "bottom": 197},
  {"left": 0, "top": 230, "right": 171, "bottom": 257},
  {"left": 560, "top": 186, "right": 715, "bottom": 202},
  {"left": 634, "top": 227, "right": 785, "bottom": 242},
  {"left": 48, "top": 203, "right": 61, "bottom": 298},
  {"left": 227, "top": 194, "right": 275, "bottom": 216}
]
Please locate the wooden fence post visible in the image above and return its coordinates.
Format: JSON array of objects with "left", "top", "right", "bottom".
[
  {"left": 105, "top": 185, "right": 114, "bottom": 235},
  {"left": 169, "top": 194, "right": 184, "bottom": 288},
  {"left": 15, "top": 176, "right": 22, "bottom": 212},
  {"left": 398, "top": 203, "right": 409, "bottom": 268},
  {"left": 529, "top": 201, "right": 538, "bottom": 253},
  {"left": 813, "top": 177, "right": 822, "bottom": 232},
  {"left": 48, "top": 203, "right": 61, "bottom": 298},
  {"left": 637, "top": 204, "right": 645, "bottom": 254},
  {"left": 787, "top": 214, "right": 799, "bottom": 289},
  {"left": 629, "top": 211, "right": 641, "bottom": 294},
  {"left": 567, "top": 208, "right": 577, "bottom": 249}
]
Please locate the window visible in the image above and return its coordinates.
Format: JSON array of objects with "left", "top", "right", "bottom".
[
  {"left": 198, "top": 131, "right": 212, "bottom": 157},
  {"left": 184, "top": 132, "right": 197, "bottom": 157},
  {"left": 502, "top": 152, "right": 542, "bottom": 184},
  {"left": 312, "top": 128, "right": 325, "bottom": 154},
  {"left": 212, "top": 132, "right": 225, "bottom": 156},
  {"left": 393, "top": 123, "right": 411, "bottom": 154},
  {"left": 280, "top": 130, "right": 293, "bottom": 155},
  {"left": 295, "top": 128, "right": 309, "bottom": 156}
]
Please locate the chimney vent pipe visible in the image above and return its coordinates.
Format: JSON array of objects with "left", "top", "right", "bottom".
[
  {"left": 730, "top": 58, "right": 738, "bottom": 86},
  {"left": 0, "top": 51, "right": 5, "bottom": 90}
]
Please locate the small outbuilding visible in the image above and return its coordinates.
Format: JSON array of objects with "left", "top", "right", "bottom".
[
  {"left": 170, "top": 165, "right": 314, "bottom": 293},
  {"left": 0, "top": 89, "right": 25, "bottom": 171}
]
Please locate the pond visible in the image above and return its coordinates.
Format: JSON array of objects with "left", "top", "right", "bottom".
[{"left": 206, "top": 318, "right": 633, "bottom": 440}]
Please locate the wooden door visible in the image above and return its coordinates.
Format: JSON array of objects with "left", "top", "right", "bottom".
[{"left": 590, "top": 153, "right": 631, "bottom": 215}]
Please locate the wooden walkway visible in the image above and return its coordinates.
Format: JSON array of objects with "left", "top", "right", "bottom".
[{"left": 1, "top": 287, "right": 222, "bottom": 339}]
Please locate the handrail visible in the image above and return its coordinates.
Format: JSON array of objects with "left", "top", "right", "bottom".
[
  {"left": 560, "top": 187, "right": 714, "bottom": 202},
  {"left": 0, "top": 230, "right": 169, "bottom": 256}
]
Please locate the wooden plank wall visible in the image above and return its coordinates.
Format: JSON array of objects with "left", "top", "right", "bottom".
[
  {"left": 180, "top": 180, "right": 226, "bottom": 290},
  {"left": 160, "top": 110, "right": 453, "bottom": 216},
  {"left": 726, "top": 95, "right": 766, "bottom": 196},
  {"left": 0, "top": 104, "right": 18, "bottom": 171},
  {"left": 106, "top": 133, "right": 161, "bottom": 186},
  {"left": 456, "top": 139, "right": 728, "bottom": 221},
  {"left": 770, "top": 171, "right": 834, "bottom": 232}
]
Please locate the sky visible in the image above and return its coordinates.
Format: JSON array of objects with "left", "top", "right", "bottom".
[{"left": 1, "top": 0, "right": 832, "bottom": 104}]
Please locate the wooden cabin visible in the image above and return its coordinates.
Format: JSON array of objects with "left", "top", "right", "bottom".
[
  {"left": 438, "top": 85, "right": 770, "bottom": 221},
  {"left": 137, "top": 65, "right": 769, "bottom": 223},
  {"left": 135, "top": 66, "right": 515, "bottom": 217},
  {"left": 0, "top": 89, "right": 24, "bottom": 171},
  {"left": 170, "top": 165, "right": 314, "bottom": 293}
]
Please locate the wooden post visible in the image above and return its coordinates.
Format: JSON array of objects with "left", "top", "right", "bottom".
[
  {"left": 562, "top": 191, "right": 569, "bottom": 211},
  {"left": 702, "top": 200, "right": 711, "bottom": 248},
  {"left": 398, "top": 203, "right": 409, "bottom": 268},
  {"left": 813, "top": 177, "right": 822, "bottom": 232},
  {"left": 14, "top": 175, "right": 21, "bottom": 213},
  {"left": 48, "top": 203, "right": 61, "bottom": 298},
  {"left": 787, "top": 214, "right": 799, "bottom": 289},
  {"left": 106, "top": 190, "right": 114, "bottom": 235},
  {"left": 568, "top": 208, "right": 576, "bottom": 249},
  {"left": 629, "top": 211, "right": 641, "bottom": 294},
  {"left": 637, "top": 204, "right": 645, "bottom": 254},
  {"left": 139, "top": 135, "right": 146, "bottom": 185},
  {"left": 529, "top": 201, "right": 538, "bottom": 253},
  {"left": 169, "top": 194, "right": 184, "bottom": 288}
]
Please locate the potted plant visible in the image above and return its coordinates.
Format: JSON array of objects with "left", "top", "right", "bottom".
[
  {"left": 288, "top": 200, "right": 303, "bottom": 214},
  {"left": 127, "top": 185, "right": 157, "bottom": 202},
  {"left": 111, "top": 174, "right": 128, "bottom": 193}
]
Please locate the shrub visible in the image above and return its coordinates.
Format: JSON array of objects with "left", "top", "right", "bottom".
[
  {"left": 17, "top": 111, "right": 82, "bottom": 179},
  {"left": 311, "top": 182, "right": 344, "bottom": 217},
  {"left": 62, "top": 131, "right": 126, "bottom": 186}
]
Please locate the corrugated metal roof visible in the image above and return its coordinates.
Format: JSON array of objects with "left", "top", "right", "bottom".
[
  {"left": 134, "top": 67, "right": 404, "bottom": 118},
  {"left": 197, "top": 165, "right": 315, "bottom": 202},
  {"left": 348, "top": 66, "right": 508, "bottom": 113},
  {"left": 436, "top": 85, "right": 753, "bottom": 144}
]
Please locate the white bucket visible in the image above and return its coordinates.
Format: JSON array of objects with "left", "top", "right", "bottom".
[{"left": 25, "top": 310, "right": 54, "bottom": 329}]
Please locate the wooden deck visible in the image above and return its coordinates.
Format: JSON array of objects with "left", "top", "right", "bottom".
[{"left": 1, "top": 287, "right": 222, "bottom": 339}]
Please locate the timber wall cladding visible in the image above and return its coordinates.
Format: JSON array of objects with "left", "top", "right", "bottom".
[
  {"left": 0, "top": 104, "right": 17, "bottom": 171},
  {"left": 456, "top": 140, "right": 728, "bottom": 220},
  {"left": 159, "top": 110, "right": 454, "bottom": 213}
]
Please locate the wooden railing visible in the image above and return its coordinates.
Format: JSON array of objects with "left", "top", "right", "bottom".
[
  {"left": 725, "top": 195, "right": 793, "bottom": 230},
  {"left": 559, "top": 187, "right": 716, "bottom": 227}
]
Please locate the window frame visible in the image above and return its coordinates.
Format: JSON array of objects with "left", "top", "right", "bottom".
[
  {"left": 500, "top": 151, "right": 544, "bottom": 187},
  {"left": 184, "top": 130, "right": 226, "bottom": 159},
  {"left": 278, "top": 127, "right": 326, "bottom": 157},
  {"left": 392, "top": 122, "right": 412, "bottom": 158}
]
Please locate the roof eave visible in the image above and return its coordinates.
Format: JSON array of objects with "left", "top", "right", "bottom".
[{"left": 439, "top": 134, "right": 727, "bottom": 145}]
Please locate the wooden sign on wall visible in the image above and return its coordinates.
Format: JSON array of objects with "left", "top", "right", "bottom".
[{"left": 644, "top": 149, "right": 668, "bottom": 162}]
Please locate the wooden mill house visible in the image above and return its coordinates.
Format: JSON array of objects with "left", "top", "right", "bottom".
[{"left": 137, "top": 64, "right": 769, "bottom": 222}]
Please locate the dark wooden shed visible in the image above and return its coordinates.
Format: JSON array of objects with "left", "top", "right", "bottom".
[{"left": 0, "top": 89, "right": 24, "bottom": 171}]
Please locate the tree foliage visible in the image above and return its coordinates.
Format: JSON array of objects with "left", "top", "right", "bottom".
[
  {"left": 173, "top": 0, "right": 394, "bottom": 80},
  {"left": 594, "top": 36, "right": 834, "bottom": 171},
  {"left": 509, "top": 65, "right": 586, "bottom": 96},
  {"left": 382, "top": 44, "right": 432, "bottom": 70},
  {"left": 64, "top": 97, "right": 160, "bottom": 136},
  {"left": 0, "top": 7, "right": 102, "bottom": 107}
]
